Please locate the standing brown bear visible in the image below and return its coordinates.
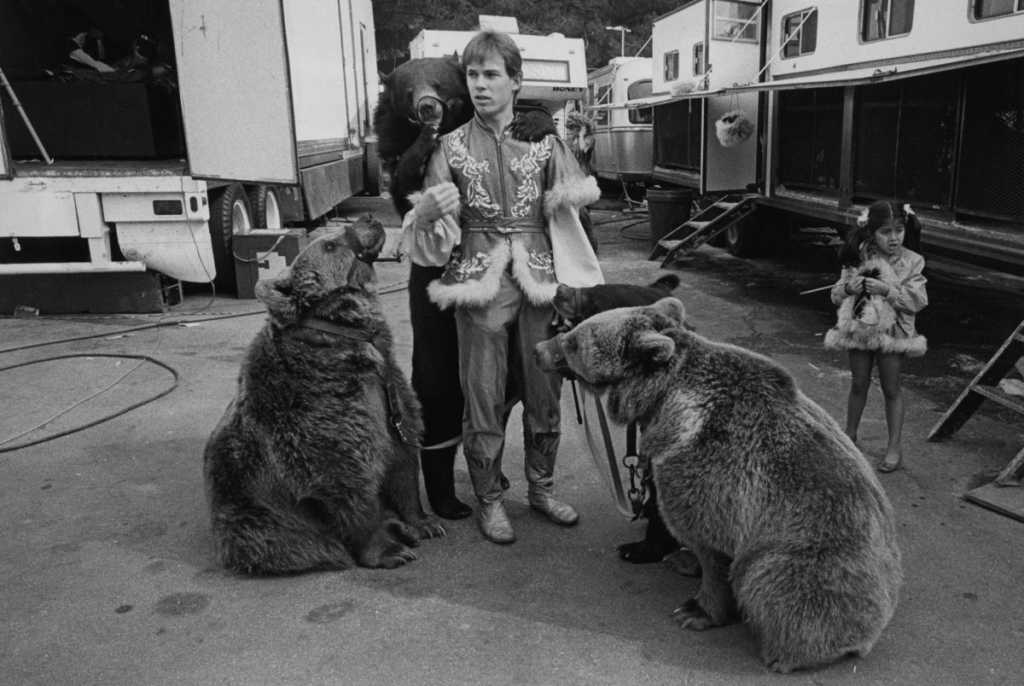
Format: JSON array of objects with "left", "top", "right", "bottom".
[
  {"left": 203, "top": 217, "right": 444, "bottom": 575},
  {"left": 535, "top": 297, "right": 902, "bottom": 673}
]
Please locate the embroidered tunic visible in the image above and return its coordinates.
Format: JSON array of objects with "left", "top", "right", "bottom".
[
  {"left": 825, "top": 245, "right": 928, "bottom": 356},
  {"left": 401, "top": 115, "right": 602, "bottom": 309}
]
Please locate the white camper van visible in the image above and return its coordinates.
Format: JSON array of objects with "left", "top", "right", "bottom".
[
  {"left": 0, "top": 0, "right": 379, "bottom": 298},
  {"left": 586, "top": 57, "right": 654, "bottom": 185}
]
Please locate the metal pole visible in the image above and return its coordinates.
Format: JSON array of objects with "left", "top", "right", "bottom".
[{"left": 0, "top": 67, "right": 54, "bottom": 164}]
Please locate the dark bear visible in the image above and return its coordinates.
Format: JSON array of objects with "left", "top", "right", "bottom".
[
  {"left": 203, "top": 216, "right": 445, "bottom": 575},
  {"left": 373, "top": 55, "right": 559, "bottom": 217},
  {"left": 535, "top": 298, "right": 902, "bottom": 672},
  {"left": 551, "top": 273, "right": 681, "bottom": 324}
]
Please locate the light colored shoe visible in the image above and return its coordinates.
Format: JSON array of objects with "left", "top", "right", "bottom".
[
  {"left": 528, "top": 492, "right": 579, "bottom": 526},
  {"left": 477, "top": 500, "right": 516, "bottom": 544}
]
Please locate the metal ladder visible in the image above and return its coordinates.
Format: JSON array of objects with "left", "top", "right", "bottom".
[
  {"left": 649, "top": 193, "right": 760, "bottom": 266},
  {"left": 929, "top": 320, "right": 1024, "bottom": 519}
]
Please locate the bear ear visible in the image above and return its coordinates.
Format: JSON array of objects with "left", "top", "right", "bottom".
[
  {"left": 255, "top": 269, "right": 298, "bottom": 325},
  {"left": 649, "top": 297, "right": 687, "bottom": 326},
  {"left": 632, "top": 331, "right": 675, "bottom": 366}
]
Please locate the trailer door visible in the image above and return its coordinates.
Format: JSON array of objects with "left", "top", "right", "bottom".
[{"left": 169, "top": 0, "right": 298, "bottom": 184}]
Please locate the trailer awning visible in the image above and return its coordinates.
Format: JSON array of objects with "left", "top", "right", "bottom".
[
  {"left": 583, "top": 88, "right": 724, "bottom": 112},
  {"left": 719, "top": 45, "right": 1024, "bottom": 95}
]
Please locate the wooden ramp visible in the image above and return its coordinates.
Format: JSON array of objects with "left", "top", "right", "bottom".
[
  {"left": 649, "top": 193, "right": 759, "bottom": 266},
  {"left": 929, "top": 320, "right": 1024, "bottom": 521}
]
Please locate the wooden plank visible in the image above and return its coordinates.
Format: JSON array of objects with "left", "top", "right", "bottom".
[
  {"left": 929, "top": 320, "right": 1024, "bottom": 440},
  {"left": 972, "top": 384, "right": 1024, "bottom": 415},
  {"left": 963, "top": 483, "right": 1024, "bottom": 523},
  {"left": 995, "top": 445, "right": 1024, "bottom": 486}
]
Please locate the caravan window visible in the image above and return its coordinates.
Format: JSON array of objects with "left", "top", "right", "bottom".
[
  {"left": 627, "top": 80, "right": 653, "bottom": 124},
  {"left": 861, "top": 0, "right": 914, "bottom": 41},
  {"left": 973, "top": 0, "right": 1024, "bottom": 19},
  {"left": 594, "top": 85, "right": 611, "bottom": 126},
  {"left": 853, "top": 73, "right": 958, "bottom": 207},
  {"left": 777, "top": 88, "right": 842, "bottom": 192},
  {"left": 956, "top": 58, "right": 1024, "bottom": 220},
  {"left": 713, "top": 1, "right": 760, "bottom": 42},
  {"left": 693, "top": 43, "right": 706, "bottom": 75},
  {"left": 664, "top": 50, "right": 680, "bottom": 81},
  {"left": 782, "top": 8, "right": 818, "bottom": 57}
]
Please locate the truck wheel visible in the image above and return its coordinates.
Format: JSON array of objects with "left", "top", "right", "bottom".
[
  {"left": 208, "top": 183, "right": 254, "bottom": 294},
  {"left": 724, "top": 217, "right": 758, "bottom": 257},
  {"left": 248, "top": 185, "right": 283, "bottom": 229}
]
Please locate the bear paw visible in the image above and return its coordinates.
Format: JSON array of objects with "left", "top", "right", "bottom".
[
  {"left": 671, "top": 598, "right": 715, "bottom": 631},
  {"left": 510, "top": 110, "right": 557, "bottom": 142},
  {"left": 386, "top": 519, "right": 423, "bottom": 546},
  {"left": 359, "top": 538, "right": 418, "bottom": 569},
  {"left": 410, "top": 516, "right": 446, "bottom": 540}
]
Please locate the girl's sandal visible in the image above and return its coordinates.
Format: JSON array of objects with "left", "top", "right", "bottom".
[{"left": 878, "top": 456, "right": 903, "bottom": 473}]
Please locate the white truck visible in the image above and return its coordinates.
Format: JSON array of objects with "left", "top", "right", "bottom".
[
  {"left": 0, "top": 0, "right": 379, "bottom": 301},
  {"left": 407, "top": 16, "right": 588, "bottom": 138}
]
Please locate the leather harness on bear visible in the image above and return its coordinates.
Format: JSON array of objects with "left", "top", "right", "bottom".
[
  {"left": 293, "top": 317, "right": 418, "bottom": 447},
  {"left": 554, "top": 315, "right": 649, "bottom": 520}
]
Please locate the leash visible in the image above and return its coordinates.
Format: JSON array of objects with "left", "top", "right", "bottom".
[
  {"left": 295, "top": 318, "right": 418, "bottom": 447},
  {"left": 572, "top": 383, "right": 649, "bottom": 520},
  {"left": 558, "top": 309, "right": 649, "bottom": 520}
]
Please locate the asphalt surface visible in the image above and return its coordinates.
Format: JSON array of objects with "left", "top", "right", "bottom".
[{"left": 1, "top": 195, "right": 1022, "bottom": 685}]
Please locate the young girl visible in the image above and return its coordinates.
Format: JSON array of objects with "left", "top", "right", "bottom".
[{"left": 825, "top": 200, "right": 928, "bottom": 473}]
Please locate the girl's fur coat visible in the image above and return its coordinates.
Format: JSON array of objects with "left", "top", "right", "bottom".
[{"left": 824, "top": 256, "right": 927, "bottom": 357}]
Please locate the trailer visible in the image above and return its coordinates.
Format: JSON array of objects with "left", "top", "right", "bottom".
[
  {"left": 0, "top": 0, "right": 379, "bottom": 307},
  {"left": 408, "top": 16, "right": 588, "bottom": 138},
  {"left": 643, "top": 0, "right": 1024, "bottom": 283},
  {"left": 586, "top": 57, "right": 654, "bottom": 185}
]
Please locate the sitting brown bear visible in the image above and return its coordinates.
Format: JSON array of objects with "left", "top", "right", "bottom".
[
  {"left": 203, "top": 217, "right": 445, "bottom": 575},
  {"left": 534, "top": 297, "right": 902, "bottom": 672}
]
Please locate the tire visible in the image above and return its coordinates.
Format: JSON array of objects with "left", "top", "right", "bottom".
[
  {"left": 208, "top": 183, "right": 254, "bottom": 294},
  {"left": 247, "top": 185, "right": 283, "bottom": 229},
  {"left": 724, "top": 216, "right": 758, "bottom": 257}
]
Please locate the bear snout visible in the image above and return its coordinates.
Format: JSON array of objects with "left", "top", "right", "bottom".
[
  {"left": 534, "top": 336, "right": 575, "bottom": 379},
  {"left": 415, "top": 95, "right": 445, "bottom": 127}
]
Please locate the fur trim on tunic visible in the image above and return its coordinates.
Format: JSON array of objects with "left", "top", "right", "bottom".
[
  {"left": 427, "top": 242, "right": 510, "bottom": 310},
  {"left": 824, "top": 257, "right": 927, "bottom": 357},
  {"left": 543, "top": 175, "right": 601, "bottom": 216},
  {"left": 510, "top": 240, "right": 558, "bottom": 306}
]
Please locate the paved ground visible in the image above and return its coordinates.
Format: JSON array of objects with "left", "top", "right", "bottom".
[{"left": 1, "top": 196, "right": 1022, "bottom": 685}]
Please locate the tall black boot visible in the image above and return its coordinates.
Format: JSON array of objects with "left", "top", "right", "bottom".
[
  {"left": 617, "top": 483, "right": 680, "bottom": 563},
  {"left": 421, "top": 445, "right": 471, "bottom": 520}
]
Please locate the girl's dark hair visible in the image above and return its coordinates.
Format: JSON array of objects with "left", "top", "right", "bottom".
[{"left": 839, "top": 200, "right": 922, "bottom": 266}]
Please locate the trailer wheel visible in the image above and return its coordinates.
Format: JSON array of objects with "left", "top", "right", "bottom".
[
  {"left": 208, "top": 183, "right": 254, "bottom": 294},
  {"left": 248, "top": 185, "right": 283, "bottom": 229},
  {"left": 724, "top": 217, "right": 758, "bottom": 257}
]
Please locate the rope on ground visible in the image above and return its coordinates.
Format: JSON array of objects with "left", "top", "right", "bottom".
[{"left": 0, "top": 353, "right": 179, "bottom": 453}]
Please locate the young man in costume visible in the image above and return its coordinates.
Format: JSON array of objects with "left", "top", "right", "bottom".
[{"left": 402, "top": 30, "right": 602, "bottom": 544}]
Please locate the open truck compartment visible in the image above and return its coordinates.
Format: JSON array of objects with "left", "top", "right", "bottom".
[
  {"left": 0, "top": 0, "right": 184, "bottom": 165},
  {"left": 0, "top": 0, "right": 380, "bottom": 310}
]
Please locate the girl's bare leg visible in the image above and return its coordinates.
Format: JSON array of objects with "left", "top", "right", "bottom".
[
  {"left": 846, "top": 350, "right": 874, "bottom": 444},
  {"left": 877, "top": 353, "right": 904, "bottom": 471}
]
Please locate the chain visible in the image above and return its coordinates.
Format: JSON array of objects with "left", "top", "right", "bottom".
[{"left": 622, "top": 452, "right": 649, "bottom": 520}]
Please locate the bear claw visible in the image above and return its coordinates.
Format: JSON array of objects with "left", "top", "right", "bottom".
[{"left": 671, "top": 598, "right": 714, "bottom": 630}]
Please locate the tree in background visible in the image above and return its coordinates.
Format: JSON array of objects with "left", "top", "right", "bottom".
[{"left": 373, "top": 0, "right": 680, "bottom": 76}]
